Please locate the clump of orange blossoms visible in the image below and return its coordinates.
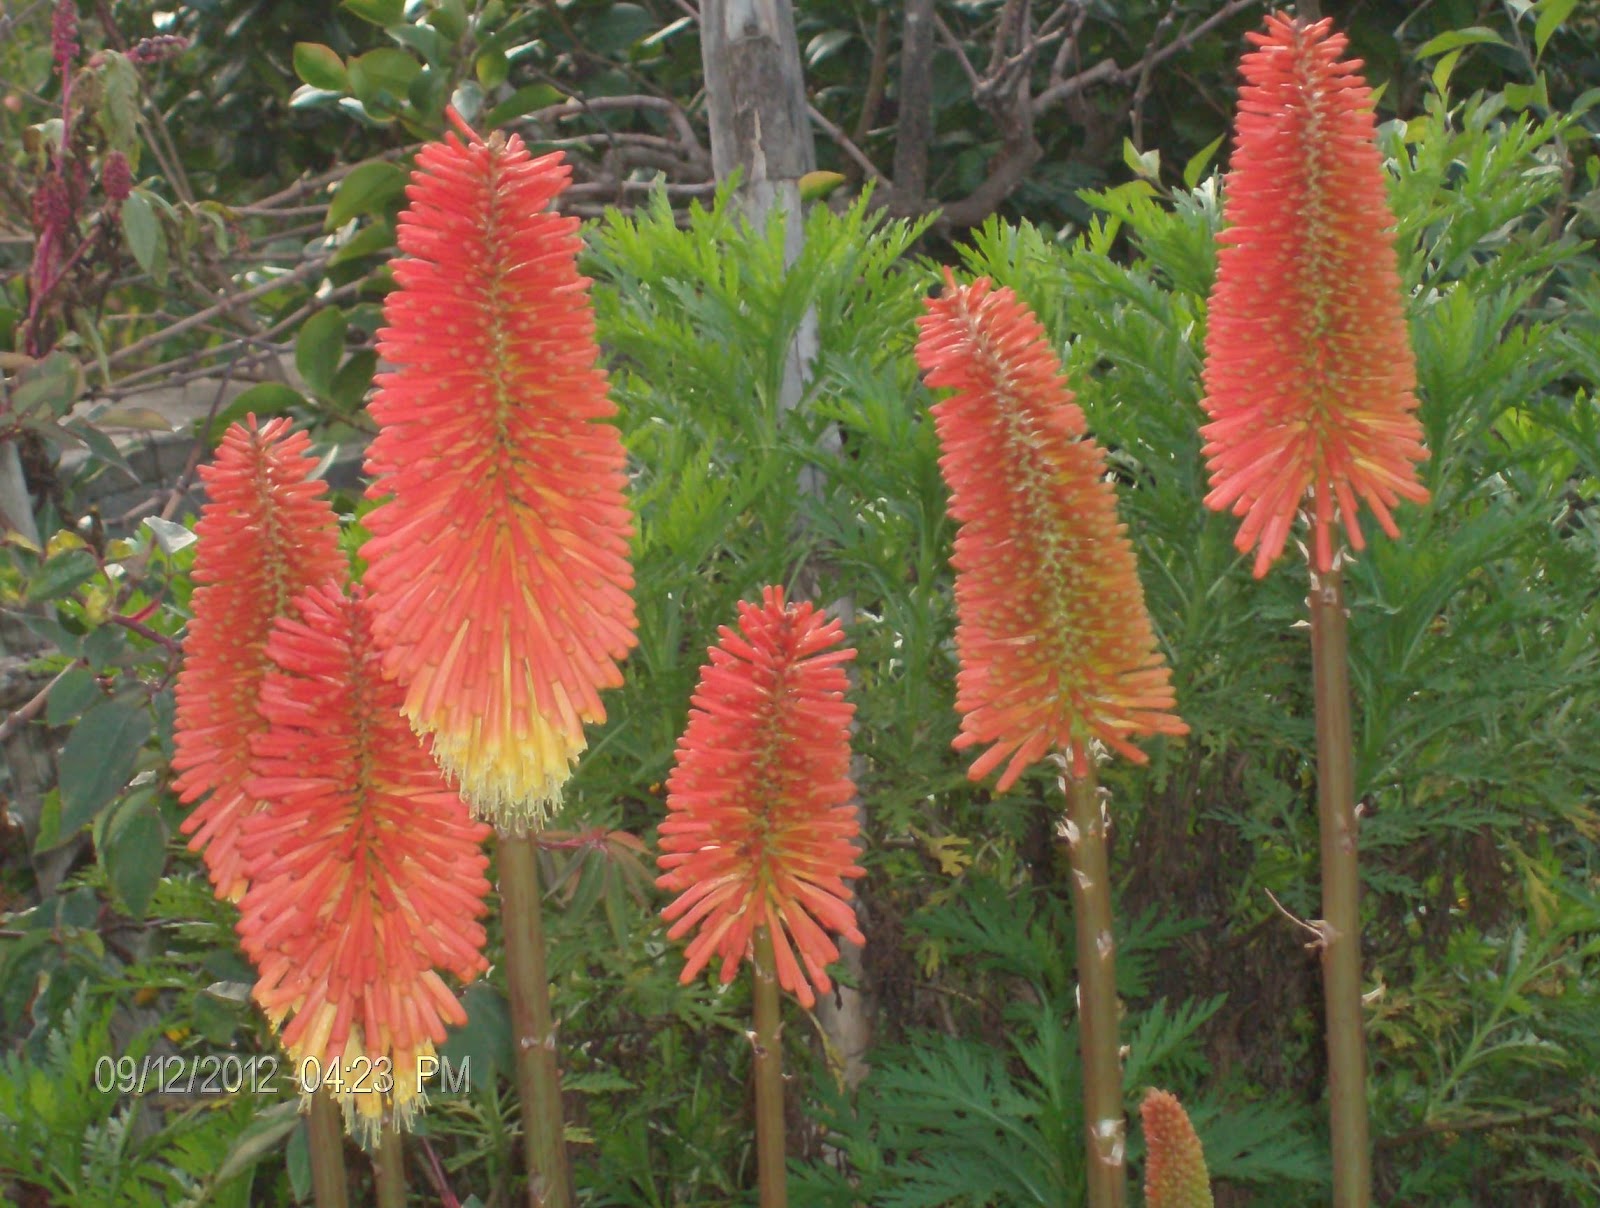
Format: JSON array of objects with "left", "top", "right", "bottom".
[
  {"left": 236, "top": 581, "right": 491, "bottom": 1139},
  {"left": 1200, "top": 12, "right": 1428, "bottom": 578},
  {"left": 1140, "top": 1089, "right": 1215, "bottom": 1208},
  {"left": 173, "top": 417, "right": 344, "bottom": 901},
  {"left": 915, "top": 274, "right": 1187, "bottom": 786},
  {"left": 656, "top": 587, "right": 863, "bottom": 1009},
  {"left": 360, "top": 111, "right": 636, "bottom": 832}
]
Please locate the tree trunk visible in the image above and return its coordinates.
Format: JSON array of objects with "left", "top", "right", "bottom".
[{"left": 700, "top": 0, "right": 874, "bottom": 1090}]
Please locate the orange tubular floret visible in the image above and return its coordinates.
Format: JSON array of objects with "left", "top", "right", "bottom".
[
  {"left": 656, "top": 587, "right": 863, "bottom": 1009},
  {"left": 235, "top": 581, "right": 491, "bottom": 1141},
  {"left": 360, "top": 116, "right": 636, "bottom": 832},
  {"left": 1200, "top": 13, "right": 1428, "bottom": 578},
  {"left": 173, "top": 417, "right": 345, "bottom": 902},
  {"left": 916, "top": 274, "right": 1187, "bottom": 787}
]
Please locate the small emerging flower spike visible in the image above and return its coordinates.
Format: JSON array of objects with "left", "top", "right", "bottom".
[
  {"left": 173, "top": 417, "right": 344, "bottom": 902},
  {"left": 360, "top": 111, "right": 637, "bottom": 832},
  {"left": 656, "top": 587, "right": 863, "bottom": 1009},
  {"left": 1201, "top": 13, "right": 1428, "bottom": 578},
  {"left": 1140, "top": 1089, "right": 1214, "bottom": 1208},
  {"left": 236, "top": 581, "right": 492, "bottom": 1142},
  {"left": 915, "top": 275, "right": 1187, "bottom": 787}
]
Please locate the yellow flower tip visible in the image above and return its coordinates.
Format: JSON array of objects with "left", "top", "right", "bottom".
[
  {"left": 418, "top": 708, "right": 586, "bottom": 833},
  {"left": 288, "top": 1030, "right": 438, "bottom": 1147}
]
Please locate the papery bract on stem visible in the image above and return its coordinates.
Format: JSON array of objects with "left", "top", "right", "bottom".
[
  {"left": 173, "top": 416, "right": 344, "bottom": 902},
  {"left": 1200, "top": 12, "right": 1428, "bottom": 578},
  {"left": 360, "top": 112, "right": 636, "bottom": 832},
  {"left": 236, "top": 581, "right": 491, "bottom": 1141},
  {"left": 656, "top": 587, "right": 863, "bottom": 1009},
  {"left": 915, "top": 274, "right": 1186, "bottom": 787}
]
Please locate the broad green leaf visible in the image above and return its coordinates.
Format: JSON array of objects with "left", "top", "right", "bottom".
[
  {"left": 295, "top": 308, "right": 348, "bottom": 400},
  {"left": 46, "top": 666, "right": 100, "bottom": 726},
  {"left": 1432, "top": 49, "right": 1462, "bottom": 97},
  {"left": 387, "top": 23, "right": 447, "bottom": 65},
  {"left": 10, "top": 351, "right": 83, "bottom": 419},
  {"left": 347, "top": 48, "right": 420, "bottom": 106},
  {"left": 1504, "top": 77, "right": 1551, "bottom": 109},
  {"left": 103, "top": 801, "right": 167, "bottom": 918},
  {"left": 485, "top": 84, "right": 564, "bottom": 129},
  {"left": 214, "top": 1101, "right": 303, "bottom": 1188},
  {"left": 142, "top": 515, "right": 197, "bottom": 555},
  {"left": 204, "top": 381, "right": 305, "bottom": 442},
  {"left": 1535, "top": 0, "right": 1578, "bottom": 58},
  {"left": 331, "top": 349, "right": 378, "bottom": 413},
  {"left": 438, "top": 983, "right": 512, "bottom": 1090},
  {"left": 120, "top": 189, "right": 163, "bottom": 276},
  {"left": 293, "top": 43, "right": 348, "bottom": 92},
  {"left": 1122, "top": 138, "right": 1160, "bottom": 180},
  {"left": 96, "top": 52, "right": 141, "bottom": 154},
  {"left": 1414, "top": 27, "right": 1509, "bottom": 58},
  {"left": 342, "top": 0, "right": 405, "bottom": 25},
  {"left": 588, "top": 3, "right": 656, "bottom": 55},
  {"left": 475, "top": 48, "right": 509, "bottom": 88},
  {"left": 325, "top": 160, "right": 408, "bottom": 230},
  {"left": 1183, "top": 134, "right": 1225, "bottom": 189},
  {"left": 94, "top": 404, "right": 173, "bottom": 432},
  {"left": 806, "top": 29, "right": 852, "bottom": 68},
  {"left": 26, "top": 548, "right": 97, "bottom": 603},
  {"left": 56, "top": 700, "right": 152, "bottom": 840}
]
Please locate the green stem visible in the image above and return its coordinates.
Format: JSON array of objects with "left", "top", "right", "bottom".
[
  {"left": 306, "top": 1087, "right": 349, "bottom": 1208},
  {"left": 1061, "top": 761, "right": 1127, "bottom": 1208},
  {"left": 373, "top": 1121, "right": 406, "bottom": 1208},
  {"left": 498, "top": 829, "right": 572, "bottom": 1208},
  {"left": 1309, "top": 565, "right": 1371, "bottom": 1207},
  {"left": 751, "top": 927, "right": 789, "bottom": 1208}
]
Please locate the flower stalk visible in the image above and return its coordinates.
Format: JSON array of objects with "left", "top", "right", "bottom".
[
  {"left": 373, "top": 1124, "right": 406, "bottom": 1208},
  {"left": 1061, "top": 762, "right": 1125, "bottom": 1208},
  {"left": 307, "top": 1088, "right": 350, "bottom": 1208},
  {"left": 751, "top": 927, "right": 788, "bottom": 1208},
  {"left": 1310, "top": 565, "right": 1369, "bottom": 1205},
  {"left": 499, "top": 832, "right": 571, "bottom": 1208}
]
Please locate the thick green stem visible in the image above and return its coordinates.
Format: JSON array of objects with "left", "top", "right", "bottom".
[
  {"left": 752, "top": 927, "right": 789, "bottom": 1208},
  {"left": 1061, "top": 761, "right": 1127, "bottom": 1208},
  {"left": 498, "top": 830, "right": 572, "bottom": 1208},
  {"left": 1309, "top": 566, "right": 1371, "bottom": 1207},
  {"left": 373, "top": 1121, "right": 406, "bottom": 1208},
  {"left": 306, "top": 1087, "right": 349, "bottom": 1208}
]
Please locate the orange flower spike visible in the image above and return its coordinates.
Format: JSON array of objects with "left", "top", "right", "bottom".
[
  {"left": 172, "top": 417, "right": 345, "bottom": 902},
  {"left": 360, "top": 110, "right": 637, "bottom": 832},
  {"left": 1140, "top": 1089, "right": 1215, "bottom": 1208},
  {"left": 915, "top": 275, "right": 1187, "bottom": 788},
  {"left": 656, "top": 587, "right": 863, "bottom": 1009},
  {"left": 1201, "top": 13, "right": 1428, "bottom": 578},
  {"left": 236, "top": 581, "right": 491, "bottom": 1141}
]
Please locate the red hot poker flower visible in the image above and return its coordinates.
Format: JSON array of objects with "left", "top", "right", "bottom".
[
  {"left": 916, "top": 275, "right": 1187, "bottom": 787},
  {"left": 656, "top": 587, "right": 862, "bottom": 1009},
  {"left": 1141, "top": 1089, "right": 1215, "bottom": 1208},
  {"left": 173, "top": 417, "right": 344, "bottom": 901},
  {"left": 1201, "top": 13, "right": 1428, "bottom": 578},
  {"left": 360, "top": 112, "right": 637, "bottom": 833},
  {"left": 237, "top": 581, "right": 491, "bottom": 1141}
]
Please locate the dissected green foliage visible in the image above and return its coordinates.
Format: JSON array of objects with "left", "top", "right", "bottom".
[{"left": 3, "top": 3, "right": 1600, "bottom": 1201}]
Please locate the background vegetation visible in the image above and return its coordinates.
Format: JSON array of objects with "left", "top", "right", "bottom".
[{"left": 2, "top": 0, "right": 1598, "bottom": 1203}]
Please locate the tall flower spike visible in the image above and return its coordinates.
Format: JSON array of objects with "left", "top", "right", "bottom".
[
  {"left": 1201, "top": 13, "right": 1428, "bottom": 578},
  {"left": 237, "top": 581, "right": 492, "bottom": 1142},
  {"left": 173, "top": 417, "right": 344, "bottom": 902},
  {"left": 360, "top": 111, "right": 637, "bottom": 832},
  {"left": 1140, "top": 1089, "right": 1214, "bottom": 1208},
  {"left": 916, "top": 274, "right": 1187, "bottom": 787},
  {"left": 656, "top": 587, "right": 863, "bottom": 1009}
]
